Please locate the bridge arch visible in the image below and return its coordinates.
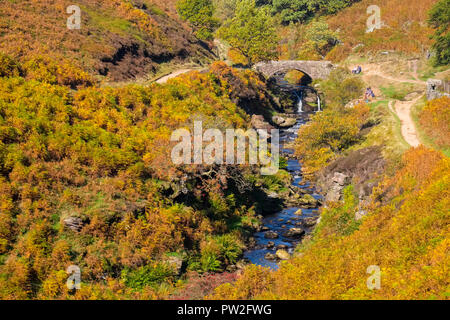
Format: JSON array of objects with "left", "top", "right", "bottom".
[{"left": 271, "top": 68, "right": 313, "bottom": 86}]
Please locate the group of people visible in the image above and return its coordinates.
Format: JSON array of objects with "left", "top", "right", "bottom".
[
  {"left": 352, "top": 65, "right": 362, "bottom": 74},
  {"left": 351, "top": 66, "right": 376, "bottom": 102},
  {"left": 364, "top": 87, "right": 375, "bottom": 102}
]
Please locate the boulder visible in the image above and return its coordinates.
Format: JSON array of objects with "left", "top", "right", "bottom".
[
  {"left": 278, "top": 118, "right": 297, "bottom": 128},
  {"left": 276, "top": 249, "right": 290, "bottom": 260},
  {"left": 251, "top": 115, "right": 274, "bottom": 131},
  {"left": 248, "top": 237, "right": 257, "bottom": 248},
  {"left": 166, "top": 256, "right": 184, "bottom": 275},
  {"left": 236, "top": 259, "right": 250, "bottom": 269},
  {"left": 272, "top": 115, "right": 297, "bottom": 128},
  {"left": 276, "top": 244, "right": 288, "bottom": 250},
  {"left": 272, "top": 115, "right": 285, "bottom": 126},
  {"left": 302, "top": 217, "right": 319, "bottom": 227},
  {"left": 283, "top": 227, "right": 305, "bottom": 239},
  {"left": 264, "top": 231, "right": 279, "bottom": 239},
  {"left": 264, "top": 253, "right": 278, "bottom": 261},
  {"left": 63, "top": 217, "right": 84, "bottom": 232},
  {"left": 297, "top": 194, "right": 319, "bottom": 208},
  {"left": 325, "top": 184, "right": 343, "bottom": 202},
  {"left": 266, "top": 241, "right": 275, "bottom": 249},
  {"left": 332, "top": 172, "right": 350, "bottom": 186}
]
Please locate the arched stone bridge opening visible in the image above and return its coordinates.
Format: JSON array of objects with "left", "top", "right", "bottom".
[
  {"left": 253, "top": 60, "right": 335, "bottom": 81},
  {"left": 253, "top": 61, "right": 335, "bottom": 113}
]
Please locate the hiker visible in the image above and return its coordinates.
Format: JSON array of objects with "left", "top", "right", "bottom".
[
  {"left": 364, "top": 87, "right": 375, "bottom": 102},
  {"left": 352, "top": 66, "right": 362, "bottom": 74}
]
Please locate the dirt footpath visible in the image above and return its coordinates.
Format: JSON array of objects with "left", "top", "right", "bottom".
[{"left": 352, "top": 63, "right": 425, "bottom": 147}]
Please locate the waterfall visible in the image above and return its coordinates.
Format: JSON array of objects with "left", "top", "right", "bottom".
[
  {"left": 317, "top": 96, "right": 321, "bottom": 112},
  {"left": 295, "top": 91, "right": 303, "bottom": 113}
]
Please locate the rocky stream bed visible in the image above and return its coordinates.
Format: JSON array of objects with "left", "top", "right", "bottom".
[{"left": 243, "top": 114, "right": 323, "bottom": 269}]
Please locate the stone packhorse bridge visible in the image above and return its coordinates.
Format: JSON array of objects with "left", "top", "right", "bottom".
[{"left": 253, "top": 60, "right": 335, "bottom": 80}]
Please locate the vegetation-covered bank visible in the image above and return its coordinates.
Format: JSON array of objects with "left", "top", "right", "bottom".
[
  {"left": 209, "top": 64, "right": 450, "bottom": 300},
  {"left": 0, "top": 55, "right": 289, "bottom": 299},
  {"left": 210, "top": 146, "right": 449, "bottom": 299}
]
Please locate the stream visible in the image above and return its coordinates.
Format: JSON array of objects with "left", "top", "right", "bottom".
[{"left": 244, "top": 112, "right": 323, "bottom": 269}]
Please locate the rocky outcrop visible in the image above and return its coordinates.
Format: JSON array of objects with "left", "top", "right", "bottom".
[
  {"left": 272, "top": 115, "right": 298, "bottom": 128},
  {"left": 251, "top": 115, "right": 274, "bottom": 131},
  {"left": 63, "top": 217, "right": 84, "bottom": 232},
  {"left": 318, "top": 147, "right": 386, "bottom": 203},
  {"left": 325, "top": 172, "right": 350, "bottom": 202},
  {"left": 427, "top": 79, "right": 450, "bottom": 101}
]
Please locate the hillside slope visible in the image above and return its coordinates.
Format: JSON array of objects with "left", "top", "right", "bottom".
[
  {"left": 326, "top": 0, "right": 438, "bottom": 60},
  {"left": 0, "top": 0, "right": 213, "bottom": 81},
  {"left": 211, "top": 146, "right": 450, "bottom": 299}
]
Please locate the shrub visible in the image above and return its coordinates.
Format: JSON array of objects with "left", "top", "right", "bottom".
[
  {"left": 419, "top": 97, "right": 450, "bottom": 148},
  {"left": 295, "top": 104, "right": 370, "bottom": 178},
  {"left": 122, "top": 262, "right": 175, "bottom": 290},
  {"left": 0, "top": 53, "right": 22, "bottom": 78}
]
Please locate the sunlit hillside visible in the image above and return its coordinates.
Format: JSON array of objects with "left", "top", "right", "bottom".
[
  {"left": 326, "top": 0, "right": 438, "bottom": 60},
  {"left": 0, "top": 0, "right": 212, "bottom": 81}
]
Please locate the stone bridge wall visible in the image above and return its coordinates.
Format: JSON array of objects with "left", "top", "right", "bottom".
[{"left": 253, "top": 60, "right": 336, "bottom": 80}]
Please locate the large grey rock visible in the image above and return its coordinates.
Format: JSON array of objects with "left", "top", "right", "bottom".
[
  {"left": 166, "top": 256, "right": 184, "bottom": 275},
  {"left": 251, "top": 115, "right": 274, "bottom": 131},
  {"left": 427, "top": 79, "right": 450, "bottom": 101},
  {"left": 325, "top": 184, "right": 343, "bottom": 202},
  {"left": 63, "top": 217, "right": 84, "bottom": 232},
  {"left": 276, "top": 249, "right": 291, "bottom": 260},
  {"left": 302, "top": 217, "right": 319, "bottom": 227},
  {"left": 264, "top": 231, "right": 279, "bottom": 239},
  {"left": 333, "top": 172, "right": 350, "bottom": 186},
  {"left": 283, "top": 227, "right": 305, "bottom": 238}
]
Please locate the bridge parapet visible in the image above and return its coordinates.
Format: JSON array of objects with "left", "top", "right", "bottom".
[{"left": 253, "top": 60, "right": 335, "bottom": 80}]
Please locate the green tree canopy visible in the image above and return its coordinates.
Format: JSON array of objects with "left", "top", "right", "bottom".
[
  {"left": 216, "top": 0, "right": 279, "bottom": 64},
  {"left": 428, "top": 0, "right": 450, "bottom": 66},
  {"left": 177, "top": 0, "right": 219, "bottom": 41},
  {"left": 268, "top": 0, "right": 360, "bottom": 24}
]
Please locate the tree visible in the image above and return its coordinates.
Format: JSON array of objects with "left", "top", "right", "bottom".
[
  {"left": 270, "top": 0, "right": 359, "bottom": 25},
  {"left": 212, "top": 0, "right": 239, "bottom": 21},
  {"left": 428, "top": 0, "right": 450, "bottom": 66},
  {"left": 299, "top": 19, "right": 339, "bottom": 59},
  {"left": 177, "top": 0, "right": 219, "bottom": 41},
  {"left": 216, "top": 0, "right": 279, "bottom": 64}
]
